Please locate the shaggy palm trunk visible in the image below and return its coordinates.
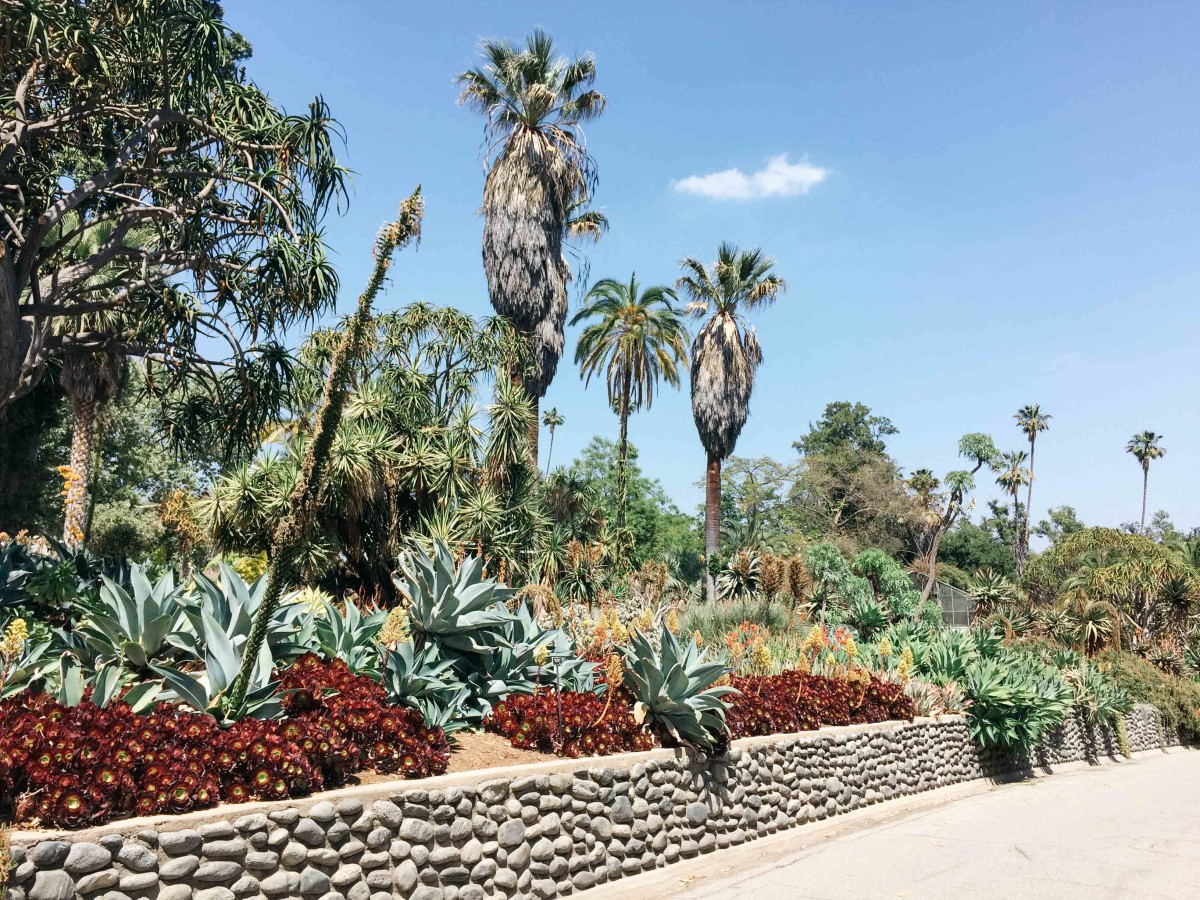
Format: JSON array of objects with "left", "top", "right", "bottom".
[
  {"left": 616, "top": 369, "right": 632, "bottom": 531},
  {"left": 63, "top": 394, "right": 97, "bottom": 549},
  {"left": 705, "top": 453, "right": 721, "bottom": 602},
  {"left": 1140, "top": 465, "right": 1149, "bottom": 533},
  {"left": 528, "top": 396, "right": 540, "bottom": 466},
  {"left": 225, "top": 189, "right": 424, "bottom": 716}
]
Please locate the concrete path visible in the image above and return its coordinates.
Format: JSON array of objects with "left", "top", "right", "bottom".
[{"left": 594, "top": 750, "right": 1200, "bottom": 900}]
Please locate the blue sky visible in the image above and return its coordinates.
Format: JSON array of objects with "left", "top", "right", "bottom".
[{"left": 229, "top": 1, "right": 1199, "bottom": 537}]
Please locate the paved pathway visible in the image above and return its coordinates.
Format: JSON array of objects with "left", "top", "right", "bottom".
[{"left": 601, "top": 751, "right": 1200, "bottom": 900}]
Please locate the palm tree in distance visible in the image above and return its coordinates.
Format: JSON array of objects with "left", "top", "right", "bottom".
[
  {"left": 996, "top": 450, "right": 1031, "bottom": 573},
  {"left": 1014, "top": 404, "right": 1051, "bottom": 562},
  {"left": 457, "top": 30, "right": 605, "bottom": 461},
  {"left": 1125, "top": 431, "right": 1166, "bottom": 533},
  {"left": 542, "top": 407, "right": 564, "bottom": 472},
  {"left": 572, "top": 273, "right": 688, "bottom": 532},
  {"left": 676, "top": 244, "right": 787, "bottom": 601}
]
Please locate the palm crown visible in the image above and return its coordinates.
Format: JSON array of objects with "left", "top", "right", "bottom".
[
  {"left": 677, "top": 244, "right": 787, "bottom": 459},
  {"left": 1015, "top": 404, "right": 1052, "bottom": 440},
  {"left": 572, "top": 274, "right": 688, "bottom": 413},
  {"left": 457, "top": 30, "right": 605, "bottom": 333},
  {"left": 1126, "top": 431, "right": 1166, "bottom": 472}
]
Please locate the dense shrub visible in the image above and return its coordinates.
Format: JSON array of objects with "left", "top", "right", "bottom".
[
  {"left": 725, "top": 672, "right": 914, "bottom": 739},
  {"left": 0, "top": 654, "right": 448, "bottom": 828},
  {"left": 1098, "top": 650, "right": 1200, "bottom": 740},
  {"left": 486, "top": 689, "right": 655, "bottom": 757}
]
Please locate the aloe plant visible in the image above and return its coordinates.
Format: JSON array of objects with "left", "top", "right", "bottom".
[
  {"left": 396, "top": 540, "right": 515, "bottom": 654},
  {"left": 77, "top": 566, "right": 190, "bottom": 676},
  {"left": 621, "top": 624, "right": 737, "bottom": 750}
]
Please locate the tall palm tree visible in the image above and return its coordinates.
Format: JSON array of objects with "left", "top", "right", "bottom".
[
  {"left": 572, "top": 274, "right": 688, "bottom": 530},
  {"left": 1126, "top": 431, "right": 1166, "bottom": 533},
  {"left": 542, "top": 407, "right": 564, "bottom": 473},
  {"left": 457, "top": 30, "right": 605, "bottom": 460},
  {"left": 1014, "top": 404, "right": 1051, "bottom": 562},
  {"left": 996, "top": 450, "right": 1031, "bottom": 573},
  {"left": 676, "top": 245, "right": 787, "bottom": 601}
]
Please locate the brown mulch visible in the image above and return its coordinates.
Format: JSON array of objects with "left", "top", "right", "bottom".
[{"left": 444, "top": 731, "right": 558, "bottom": 773}]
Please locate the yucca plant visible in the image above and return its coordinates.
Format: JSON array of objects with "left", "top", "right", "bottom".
[
  {"left": 621, "top": 624, "right": 737, "bottom": 750},
  {"left": 396, "top": 540, "right": 515, "bottom": 654},
  {"left": 846, "top": 596, "right": 889, "bottom": 641}
]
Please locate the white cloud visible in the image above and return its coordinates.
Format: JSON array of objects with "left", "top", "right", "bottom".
[{"left": 671, "top": 154, "right": 829, "bottom": 201}]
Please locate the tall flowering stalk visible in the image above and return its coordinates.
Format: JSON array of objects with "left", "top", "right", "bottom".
[{"left": 225, "top": 190, "right": 425, "bottom": 716}]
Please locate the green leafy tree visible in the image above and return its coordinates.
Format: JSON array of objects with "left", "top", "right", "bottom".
[
  {"left": 1014, "top": 404, "right": 1051, "bottom": 561},
  {"left": 456, "top": 30, "right": 606, "bottom": 456},
  {"left": 572, "top": 274, "right": 687, "bottom": 533},
  {"left": 1, "top": 0, "right": 347, "bottom": 431},
  {"left": 717, "top": 456, "right": 798, "bottom": 553},
  {"left": 1035, "top": 505, "right": 1086, "bottom": 546},
  {"left": 225, "top": 191, "right": 424, "bottom": 715},
  {"left": 677, "top": 244, "right": 787, "bottom": 601},
  {"left": 1125, "top": 431, "right": 1166, "bottom": 534},
  {"left": 794, "top": 401, "right": 897, "bottom": 458},
  {"left": 906, "top": 433, "right": 1001, "bottom": 602}
]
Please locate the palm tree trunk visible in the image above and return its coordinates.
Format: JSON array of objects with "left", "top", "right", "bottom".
[
  {"left": 545, "top": 428, "right": 555, "bottom": 474},
  {"left": 63, "top": 394, "right": 96, "bottom": 549},
  {"left": 1023, "top": 438, "right": 1035, "bottom": 558},
  {"left": 1140, "top": 466, "right": 1149, "bottom": 533},
  {"left": 1012, "top": 491, "right": 1026, "bottom": 575},
  {"left": 705, "top": 452, "right": 721, "bottom": 603},
  {"left": 616, "top": 369, "right": 632, "bottom": 531}
]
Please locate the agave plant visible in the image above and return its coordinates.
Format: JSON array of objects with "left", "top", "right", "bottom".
[
  {"left": 379, "top": 639, "right": 467, "bottom": 730},
  {"left": 154, "top": 614, "right": 282, "bottom": 725},
  {"left": 178, "top": 565, "right": 314, "bottom": 661},
  {"left": 314, "top": 598, "right": 387, "bottom": 675},
  {"left": 845, "top": 596, "right": 888, "bottom": 641},
  {"left": 621, "top": 624, "right": 737, "bottom": 750},
  {"left": 395, "top": 540, "right": 515, "bottom": 654},
  {"left": 77, "top": 567, "right": 190, "bottom": 677}
]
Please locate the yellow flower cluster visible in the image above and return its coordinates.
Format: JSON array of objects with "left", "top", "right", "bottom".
[
  {"left": 604, "top": 652, "right": 624, "bottom": 688},
  {"left": 533, "top": 643, "right": 550, "bottom": 667},
  {"left": 665, "top": 609, "right": 680, "bottom": 635},
  {"left": 843, "top": 634, "right": 859, "bottom": 661},
  {"left": 801, "top": 624, "right": 826, "bottom": 657},
  {"left": 633, "top": 608, "right": 654, "bottom": 634},
  {"left": 751, "top": 640, "right": 772, "bottom": 674},
  {"left": 878, "top": 635, "right": 893, "bottom": 659},
  {"left": 378, "top": 607, "right": 412, "bottom": 648},
  {"left": 898, "top": 645, "right": 915, "bottom": 681},
  {"left": 691, "top": 630, "right": 705, "bottom": 648},
  {"left": 2, "top": 618, "right": 28, "bottom": 659}
]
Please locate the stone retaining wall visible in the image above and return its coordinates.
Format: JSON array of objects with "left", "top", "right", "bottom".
[{"left": 4, "top": 705, "right": 1184, "bottom": 900}]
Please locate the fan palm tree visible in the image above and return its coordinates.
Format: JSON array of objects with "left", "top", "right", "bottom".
[
  {"left": 1125, "top": 431, "right": 1166, "bottom": 533},
  {"left": 676, "top": 245, "right": 787, "bottom": 601},
  {"left": 542, "top": 407, "right": 564, "bottom": 472},
  {"left": 572, "top": 274, "right": 688, "bottom": 530},
  {"left": 996, "top": 450, "right": 1031, "bottom": 573},
  {"left": 1014, "top": 404, "right": 1051, "bottom": 561},
  {"left": 457, "top": 30, "right": 605, "bottom": 460}
]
